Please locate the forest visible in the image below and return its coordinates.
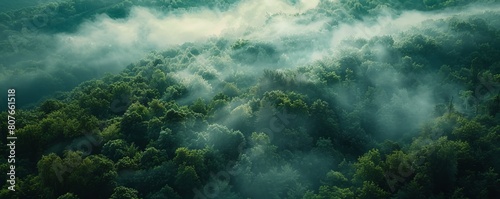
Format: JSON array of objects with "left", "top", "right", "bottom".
[{"left": 0, "top": 0, "right": 499, "bottom": 198}]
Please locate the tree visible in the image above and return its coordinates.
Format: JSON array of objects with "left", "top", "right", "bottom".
[
  {"left": 238, "top": 164, "right": 305, "bottom": 199},
  {"left": 357, "top": 181, "right": 390, "bottom": 199},
  {"left": 38, "top": 153, "right": 66, "bottom": 197},
  {"left": 116, "top": 156, "right": 140, "bottom": 171},
  {"left": 245, "top": 132, "right": 281, "bottom": 172},
  {"left": 117, "top": 161, "right": 176, "bottom": 196},
  {"left": 151, "top": 69, "right": 169, "bottom": 93},
  {"left": 323, "top": 171, "right": 350, "bottom": 188},
  {"left": 353, "top": 149, "right": 385, "bottom": 187},
  {"left": 102, "top": 139, "right": 131, "bottom": 162},
  {"left": 165, "top": 84, "right": 188, "bottom": 100},
  {"left": 222, "top": 82, "right": 240, "bottom": 98},
  {"left": 174, "top": 165, "right": 201, "bottom": 196},
  {"left": 121, "top": 102, "right": 150, "bottom": 147},
  {"left": 224, "top": 103, "right": 253, "bottom": 133},
  {"left": 16, "top": 175, "right": 50, "bottom": 199},
  {"left": 109, "top": 186, "right": 140, "bottom": 199},
  {"left": 140, "top": 147, "right": 167, "bottom": 169},
  {"left": 164, "top": 108, "right": 187, "bottom": 124},
  {"left": 100, "top": 122, "right": 122, "bottom": 142},
  {"left": 151, "top": 129, "right": 178, "bottom": 156},
  {"left": 146, "top": 117, "right": 163, "bottom": 141},
  {"left": 66, "top": 154, "right": 117, "bottom": 199},
  {"left": 173, "top": 147, "right": 205, "bottom": 170},
  {"left": 452, "top": 118, "right": 485, "bottom": 143},
  {"left": 303, "top": 185, "right": 355, "bottom": 199},
  {"left": 74, "top": 81, "right": 113, "bottom": 117},
  {"left": 261, "top": 90, "right": 309, "bottom": 114},
  {"left": 57, "top": 193, "right": 79, "bottom": 199},
  {"left": 38, "top": 152, "right": 117, "bottom": 199},
  {"left": 148, "top": 99, "right": 166, "bottom": 118},
  {"left": 200, "top": 124, "right": 245, "bottom": 160},
  {"left": 190, "top": 98, "right": 208, "bottom": 115},
  {"left": 384, "top": 150, "right": 412, "bottom": 177},
  {"left": 147, "top": 185, "right": 181, "bottom": 199},
  {"left": 39, "top": 99, "right": 64, "bottom": 114},
  {"left": 310, "top": 99, "right": 339, "bottom": 139},
  {"left": 273, "top": 128, "right": 312, "bottom": 151},
  {"left": 424, "top": 138, "right": 469, "bottom": 194}
]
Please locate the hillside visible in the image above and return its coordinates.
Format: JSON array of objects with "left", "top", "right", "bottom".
[{"left": 0, "top": 0, "right": 499, "bottom": 198}]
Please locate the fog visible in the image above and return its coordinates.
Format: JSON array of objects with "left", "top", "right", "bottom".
[
  {"left": 3, "top": 0, "right": 497, "bottom": 161},
  {"left": 2, "top": 0, "right": 497, "bottom": 109}
]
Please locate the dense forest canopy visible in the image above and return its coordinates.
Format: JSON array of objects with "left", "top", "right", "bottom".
[{"left": 0, "top": 0, "right": 499, "bottom": 198}]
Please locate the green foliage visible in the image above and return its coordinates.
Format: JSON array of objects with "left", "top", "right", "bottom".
[
  {"left": 109, "top": 186, "right": 140, "bottom": 199},
  {"left": 303, "top": 185, "right": 354, "bottom": 199},
  {"left": 147, "top": 185, "right": 181, "bottom": 199},
  {"left": 262, "top": 90, "right": 309, "bottom": 114},
  {"left": 67, "top": 154, "right": 117, "bottom": 198},
  {"left": 148, "top": 99, "right": 166, "bottom": 118},
  {"left": 357, "top": 181, "right": 390, "bottom": 199},
  {"left": 190, "top": 98, "right": 208, "bottom": 115},
  {"left": 121, "top": 102, "right": 150, "bottom": 146},
  {"left": 384, "top": 150, "right": 412, "bottom": 176},
  {"left": 200, "top": 124, "right": 246, "bottom": 160},
  {"left": 116, "top": 156, "right": 140, "bottom": 170},
  {"left": 452, "top": 118, "right": 486, "bottom": 142},
  {"left": 165, "top": 84, "right": 188, "bottom": 100},
  {"left": 246, "top": 132, "right": 282, "bottom": 172},
  {"left": 151, "top": 129, "right": 178, "bottom": 156},
  {"left": 353, "top": 149, "right": 385, "bottom": 186},
  {"left": 244, "top": 165, "right": 304, "bottom": 199},
  {"left": 173, "top": 147, "right": 205, "bottom": 169},
  {"left": 57, "top": 193, "right": 79, "bottom": 199},
  {"left": 38, "top": 152, "right": 117, "bottom": 199},
  {"left": 151, "top": 69, "right": 169, "bottom": 93},
  {"left": 37, "top": 153, "right": 65, "bottom": 196},
  {"left": 324, "top": 171, "right": 349, "bottom": 188},
  {"left": 100, "top": 122, "right": 122, "bottom": 142},
  {"left": 222, "top": 82, "right": 240, "bottom": 98},
  {"left": 39, "top": 99, "right": 65, "bottom": 114},
  {"left": 164, "top": 108, "right": 188, "bottom": 124},
  {"left": 3, "top": 1, "right": 500, "bottom": 198},
  {"left": 140, "top": 147, "right": 167, "bottom": 169},
  {"left": 231, "top": 40, "right": 279, "bottom": 64},
  {"left": 102, "top": 139, "right": 133, "bottom": 161},
  {"left": 174, "top": 165, "right": 201, "bottom": 196}
]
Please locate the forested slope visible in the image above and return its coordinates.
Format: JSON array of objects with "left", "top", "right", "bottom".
[{"left": 0, "top": 0, "right": 499, "bottom": 198}]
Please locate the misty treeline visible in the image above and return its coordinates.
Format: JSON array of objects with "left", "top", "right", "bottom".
[
  {"left": 1, "top": 0, "right": 499, "bottom": 198},
  {"left": 0, "top": 0, "right": 495, "bottom": 107},
  {"left": 0, "top": 0, "right": 239, "bottom": 108}
]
